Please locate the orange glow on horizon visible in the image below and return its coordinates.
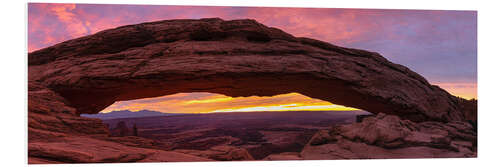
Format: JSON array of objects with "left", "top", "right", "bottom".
[
  {"left": 183, "top": 97, "right": 234, "bottom": 105},
  {"left": 211, "top": 103, "right": 359, "bottom": 113},
  {"left": 100, "top": 92, "right": 359, "bottom": 114},
  {"left": 433, "top": 82, "right": 477, "bottom": 100}
]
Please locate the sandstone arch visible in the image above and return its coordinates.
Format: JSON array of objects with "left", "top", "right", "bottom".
[
  {"left": 28, "top": 18, "right": 474, "bottom": 123},
  {"left": 28, "top": 18, "right": 478, "bottom": 163}
]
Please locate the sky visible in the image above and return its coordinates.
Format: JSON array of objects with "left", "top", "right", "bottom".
[
  {"left": 100, "top": 93, "right": 358, "bottom": 113},
  {"left": 28, "top": 3, "right": 477, "bottom": 113}
]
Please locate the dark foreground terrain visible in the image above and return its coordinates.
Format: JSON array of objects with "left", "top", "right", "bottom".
[{"left": 101, "top": 110, "right": 368, "bottom": 160}]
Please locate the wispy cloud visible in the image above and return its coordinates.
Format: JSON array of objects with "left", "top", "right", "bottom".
[{"left": 28, "top": 3, "right": 477, "bottom": 99}]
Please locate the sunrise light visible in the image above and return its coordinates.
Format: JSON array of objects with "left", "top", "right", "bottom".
[{"left": 100, "top": 92, "right": 360, "bottom": 113}]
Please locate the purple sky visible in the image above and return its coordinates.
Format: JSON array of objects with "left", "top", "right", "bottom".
[{"left": 28, "top": 3, "right": 477, "bottom": 99}]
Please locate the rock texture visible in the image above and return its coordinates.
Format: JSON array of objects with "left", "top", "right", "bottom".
[
  {"left": 263, "top": 152, "right": 303, "bottom": 161},
  {"left": 28, "top": 18, "right": 475, "bottom": 122},
  {"left": 27, "top": 18, "right": 477, "bottom": 163},
  {"left": 111, "top": 121, "right": 130, "bottom": 137},
  {"left": 28, "top": 136, "right": 211, "bottom": 164},
  {"left": 176, "top": 146, "right": 254, "bottom": 161},
  {"left": 28, "top": 81, "right": 109, "bottom": 142},
  {"left": 301, "top": 113, "right": 477, "bottom": 159}
]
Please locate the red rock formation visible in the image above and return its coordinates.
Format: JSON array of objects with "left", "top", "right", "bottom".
[
  {"left": 301, "top": 113, "right": 476, "bottom": 159},
  {"left": 176, "top": 146, "right": 254, "bottom": 161},
  {"left": 111, "top": 121, "right": 130, "bottom": 137},
  {"left": 28, "top": 81, "right": 109, "bottom": 142},
  {"left": 263, "top": 152, "right": 303, "bottom": 160},
  {"left": 28, "top": 136, "right": 211, "bottom": 164},
  {"left": 27, "top": 18, "right": 477, "bottom": 163},
  {"left": 28, "top": 18, "right": 474, "bottom": 122},
  {"left": 133, "top": 124, "right": 138, "bottom": 136}
]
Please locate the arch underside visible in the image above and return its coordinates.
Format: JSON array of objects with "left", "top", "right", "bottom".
[
  {"left": 55, "top": 73, "right": 426, "bottom": 121},
  {"left": 28, "top": 18, "right": 473, "bottom": 124}
]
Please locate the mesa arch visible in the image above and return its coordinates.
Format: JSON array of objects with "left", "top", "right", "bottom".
[{"left": 28, "top": 18, "right": 476, "bottom": 129}]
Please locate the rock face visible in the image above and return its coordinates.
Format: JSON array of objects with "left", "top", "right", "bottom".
[
  {"left": 301, "top": 113, "right": 477, "bottom": 159},
  {"left": 263, "top": 152, "right": 303, "bottom": 160},
  {"left": 27, "top": 18, "right": 477, "bottom": 163},
  {"left": 28, "top": 18, "right": 475, "bottom": 123},
  {"left": 176, "top": 146, "right": 254, "bottom": 161},
  {"left": 28, "top": 81, "right": 110, "bottom": 142},
  {"left": 28, "top": 136, "right": 211, "bottom": 164},
  {"left": 111, "top": 121, "right": 131, "bottom": 137}
]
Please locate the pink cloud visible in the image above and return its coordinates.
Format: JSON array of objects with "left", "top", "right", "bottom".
[{"left": 27, "top": 3, "right": 476, "bottom": 99}]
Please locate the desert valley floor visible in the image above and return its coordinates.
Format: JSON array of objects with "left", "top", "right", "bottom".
[{"left": 96, "top": 111, "right": 368, "bottom": 160}]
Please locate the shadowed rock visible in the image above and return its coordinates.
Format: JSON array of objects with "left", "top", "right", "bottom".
[
  {"left": 301, "top": 113, "right": 476, "bottom": 159},
  {"left": 27, "top": 18, "right": 477, "bottom": 163},
  {"left": 28, "top": 18, "right": 475, "bottom": 123},
  {"left": 111, "top": 121, "right": 130, "bottom": 137},
  {"left": 176, "top": 146, "right": 254, "bottom": 161},
  {"left": 263, "top": 152, "right": 303, "bottom": 160},
  {"left": 28, "top": 136, "right": 211, "bottom": 164}
]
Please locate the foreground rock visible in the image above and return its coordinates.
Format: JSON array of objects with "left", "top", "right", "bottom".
[
  {"left": 28, "top": 81, "right": 109, "bottom": 142},
  {"left": 28, "top": 136, "right": 211, "bottom": 164},
  {"left": 301, "top": 113, "right": 477, "bottom": 159},
  {"left": 176, "top": 146, "right": 254, "bottom": 161},
  {"left": 263, "top": 152, "right": 303, "bottom": 161}
]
